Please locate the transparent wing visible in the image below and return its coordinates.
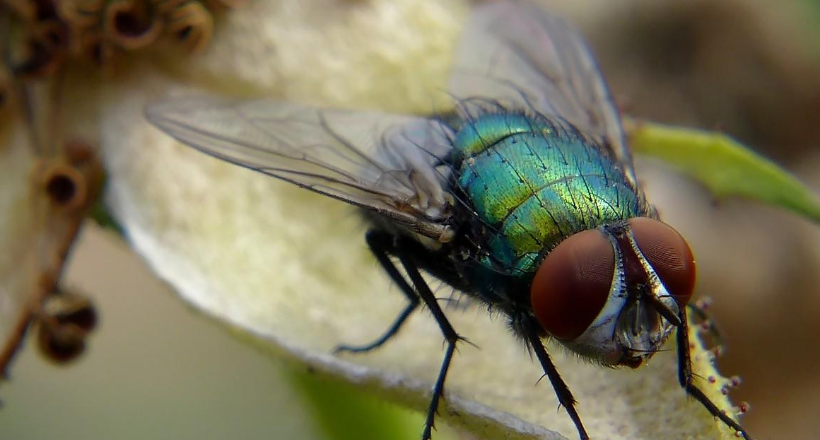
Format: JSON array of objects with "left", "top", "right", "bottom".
[
  {"left": 451, "top": 2, "right": 638, "bottom": 188},
  {"left": 146, "top": 96, "right": 456, "bottom": 241}
]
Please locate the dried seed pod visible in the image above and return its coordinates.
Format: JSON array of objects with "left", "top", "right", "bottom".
[
  {"left": 39, "top": 162, "right": 88, "bottom": 211},
  {"left": 41, "top": 290, "right": 99, "bottom": 334},
  {"left": 13, "top": 20, "right": 69, "bottom": 79},
  {"left": 27, "top": 143, "right": 103, "bottom": 366},
  {"left": 37, "top": 321, "right": 87, "bottom": 364},
  {"left": 1, "top": 139, "right": 104, "bottom": 375},
  {"left": 7, "top": 0, "right": 242, "bottom": 78},
  {"left": 36, "top": 289, "right": 98, "bottom": 365},
  {"left": 105, "top": 0, "right": 163, "bottom": 50},
  {"left": 165, "top": 1, "right": 214, "bottom": 54}
]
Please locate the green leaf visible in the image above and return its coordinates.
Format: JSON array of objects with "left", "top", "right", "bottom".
[
  {"left": 626, "top": 119, "right": 820, "bottom": 223},
  {"left": 90, "top": 200, "right": 125, "bottom": 235},
  {"left": 289, "top": 368, "right": 440, "bottom": 440}
]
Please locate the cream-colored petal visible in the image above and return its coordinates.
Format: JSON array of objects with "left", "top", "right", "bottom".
[{"left": 100, "top": 1, "right": 741, "bottom": 439}]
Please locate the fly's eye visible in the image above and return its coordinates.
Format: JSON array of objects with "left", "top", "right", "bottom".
[
  {"left": 628, "top": 217, "right": 696, "bottom": 307},
  {"left": 531, "top": 229, "right": 614, "bottom": 340}
]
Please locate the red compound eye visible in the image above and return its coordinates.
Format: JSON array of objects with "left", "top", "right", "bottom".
[
  {"left": 530, "top": 229, "right": 615, "bottom": 340},
  {"left": 628, "top": 217, "right": 696, "bottom": 307}
]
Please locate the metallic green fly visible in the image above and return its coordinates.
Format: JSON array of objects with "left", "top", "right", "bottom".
[{"left": 146, "top": 2, "right": 751, "bottom": 439}]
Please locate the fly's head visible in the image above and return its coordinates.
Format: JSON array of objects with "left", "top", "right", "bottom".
[{"left": 529, "top": 217, "right": 696, "bottom": 367}]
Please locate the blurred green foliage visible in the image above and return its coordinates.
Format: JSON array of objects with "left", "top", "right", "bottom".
[{"left": 629, "top": 120, "right": 820, "bottom": 224}]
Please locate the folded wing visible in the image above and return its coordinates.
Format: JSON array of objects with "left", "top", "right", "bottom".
[
  {"left": 451, "top": 2, "right": 638, "bottom": 190},
  {"left": 146, "top": 97, "right": 456, "bottom": 241}
]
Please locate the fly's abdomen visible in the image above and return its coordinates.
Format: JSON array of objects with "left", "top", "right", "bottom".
[{"left": 454, "top": 113, "right": 646, "bottom": 274}]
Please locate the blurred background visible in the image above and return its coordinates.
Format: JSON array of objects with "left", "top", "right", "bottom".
[
  {"left": 1, "top": 226, "right": 341, "bottom": 440},
  {"left": 2, "top": 0, "right": 820, "bottom": 439},
  {"left": 588, "top": 1, "right": 820, "bottom": 439}
]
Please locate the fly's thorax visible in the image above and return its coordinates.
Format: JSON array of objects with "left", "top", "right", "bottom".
[
  {"left": 529, "top": 217, "right": 696, "bottom": 367},
  {"left": 452, "top": 112, "right": 647, "bottom": 276}
]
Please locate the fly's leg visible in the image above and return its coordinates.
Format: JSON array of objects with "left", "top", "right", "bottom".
[
  {"left": 686, "top": 299, "right": 725, "bottom": 356},
  {"left": 334, "top": 230, "right": 420, "bottom": 354},
  {"left": 333, "top": 230, "right": 464, "bottom": 439},
  {"left": 395, "top": 239, "right": 463, "bottom": 440},
  {"left": 676, "top": 309, "right": 752, "bottom": 440},
  {"left": 523, "top": 320, "right": 590, "bottom": 440}
]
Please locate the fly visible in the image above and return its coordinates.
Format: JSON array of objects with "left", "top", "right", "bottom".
[{"left": 145, "top": 2, "right": 751, "bottom": 439}]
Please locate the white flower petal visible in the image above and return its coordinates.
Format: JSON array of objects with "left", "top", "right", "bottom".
[{"left": 100, "top": 1, "right": 741, "bottom": 439}]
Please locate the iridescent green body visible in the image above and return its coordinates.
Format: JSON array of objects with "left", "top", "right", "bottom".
[{"left": 454, "top": 113, "right": 648, "bottom": 275}]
